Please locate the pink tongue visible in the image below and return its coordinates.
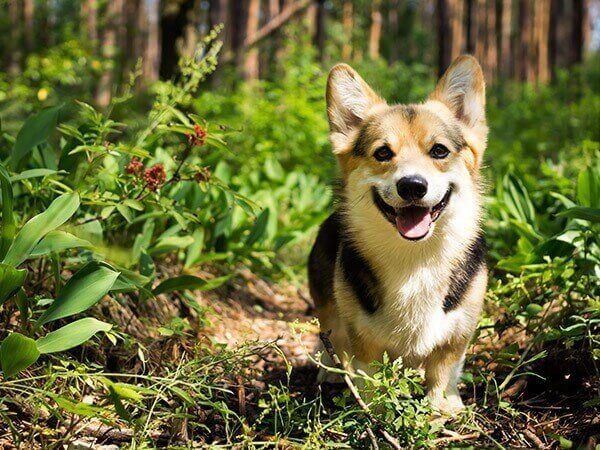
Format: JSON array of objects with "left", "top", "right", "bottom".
[{"left": 395, "top": 208, "right": 432, "bottom": 239}]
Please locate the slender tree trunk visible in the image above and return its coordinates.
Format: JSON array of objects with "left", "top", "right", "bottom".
[
  {"left": 82, "top": 0, "right": 98, "bottom": 44},
  {"left": 315, "top": 0, "right": 326, "bottom": 61},
  {"left": 369, "top": 0, "right": 383, "bottom": 60},
  {"left": 571, "top": 0, "right": 588, "bottom": 65},
  {"left": 211, "top": 0, "right": 231, "bottom": 56},
  {"left": 123, "top": 0, "right": 141, "bottom": 77},
  {"left": 143, "top": 0, "right": 161, "bottom": 84},
  {"left": 474, "top": 0, "right": 486, "bottom": 72},
  {"left": 96, "top": 0, "right": 120, "bottom": 107},
  {"left": 39, "top": 0, "right": 50, "bottom": 48},
  {"left": 243, "top": 0, "right": 260, "bottom": 80},
  {"left": 499, "top": 0, "right": 512, "bottom": 78},
  {"left": 484, "top": 0, "right": 497, "bottom": 81},
  {"left": 342, "top": 1, "right": 353, "bottom": 60},
  {"left": 450, "top": 0, "right": 465, "bottom": 61},
  {"left": 160, "top": 0, "right": 195, "bottom": 79},
  {"left": 388, "top": 0, "right": 400, "bottom": 63},
  {"left": 535, "top": 0, "right": 550, "bottom": 83},
  {"left": 23, "top": 0, "right": 34, "bottom": 53},
  {"left": 8, "top": 0, "right": 22, "bottom": 75},
  {"left": 436, "top": 0, "right": 451, "bottom": 76}
]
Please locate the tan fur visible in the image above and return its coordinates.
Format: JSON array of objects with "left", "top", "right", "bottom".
[{"left": 315, "top": 55, "right": 488, "bottom": 413}]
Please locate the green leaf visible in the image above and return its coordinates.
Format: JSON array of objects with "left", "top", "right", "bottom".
[
  {"left": 148, "top": 235, "right": 194, "bottom": 256},
  {"left": 11, "top": 104, "right": 63, "bottom": 168},
  {"left": 36, "top": 262, "right": 120, "bottom": 326},
  {"left": 556, "top": 206, "right": 600, "bottom": 222},
  {"left": 10, "top": 169, "right": 62, "bottom": 182},
  {"left": 245, "top": 208, "right": 270, "bottom": 246},
  {"left": 184, "top": 228, "right": 205, "bottom": 269},
  {"left": 36, "top": 318, "right": 112, "bottom": 353},
  {"left": 0, "top": 263, "right": 27, "bottom": 305},
  {"left": 116, "top": 204, "right": 133, "bottom": 223},
  {"left": 577, "top": 166, "right": 599, "bottom": 208},
  {"left": 30, "top": 230, "right": 92, "bottom": 258},
  {"left": 0, "top": 162, "right": 16, "bottom": 259},
  {"left": 153, "top": 274, "right": 231, "bottom": 296},
  {"left": 0, "top": 333, "right": 40, "bottom": 377},
  {"left": 54, "top": 396, "right": 108, "bottom": 418},
  {"left": 3, "top": 192, "right": 80, "bottom": 267}
]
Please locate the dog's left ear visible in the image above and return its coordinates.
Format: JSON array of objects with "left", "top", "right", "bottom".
[{"left": 429, "top": 55, "right": 487, "bottom": 145}]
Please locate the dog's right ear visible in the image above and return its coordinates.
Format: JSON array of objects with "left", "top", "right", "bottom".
[{"left": 326, "top": 64, "right": 385, "bottom": 154}]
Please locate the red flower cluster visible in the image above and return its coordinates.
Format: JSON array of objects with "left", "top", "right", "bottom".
[
  {"left": 126, "top": 157, "right": 144, "bottom": 176},
  {"left": 144, "top": 164, "right": 166, "bottom": 191},
  {"left": 187, "top": 124, "right": 207, "bottom": 147}
]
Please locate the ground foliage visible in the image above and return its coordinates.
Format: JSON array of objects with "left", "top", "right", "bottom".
[{"left": 0, "top": 31, "right": 598, "bottom": 449}]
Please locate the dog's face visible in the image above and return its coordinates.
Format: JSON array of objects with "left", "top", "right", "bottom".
[{"left": 326, "top": 56, "right": 488, "bottom": 241}]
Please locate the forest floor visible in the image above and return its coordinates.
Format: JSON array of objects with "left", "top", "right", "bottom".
[
  {"left": 159, "top": 271, "right": 598, "bottom": 449},
  {"left": 2, "top": 270, "right": 597, "bottom": 449}
]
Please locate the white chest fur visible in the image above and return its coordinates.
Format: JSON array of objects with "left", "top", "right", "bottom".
[{"left": 338, "top": 177, "right": 481, "bottom": 363}]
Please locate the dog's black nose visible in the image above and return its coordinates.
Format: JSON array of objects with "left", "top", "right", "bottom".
[{"left": 397, "top": 175, "right": 428, "bottom": 201}]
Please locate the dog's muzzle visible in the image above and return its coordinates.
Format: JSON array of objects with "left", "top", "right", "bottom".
[{"left": 371, "top": 186, "right": 453, "bottom": 241}]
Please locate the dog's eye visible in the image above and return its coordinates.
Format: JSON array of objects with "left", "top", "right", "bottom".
[
  {"left": 373, "top": 145, "right": 394, "bottom": 162},
  {"left": 429, "top": 144, "right": 450, "bottom": 159}
]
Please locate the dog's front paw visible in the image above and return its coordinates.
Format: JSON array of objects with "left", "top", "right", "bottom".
[{"left": 428, "top": 392, "right": 465, "bottom": 415}]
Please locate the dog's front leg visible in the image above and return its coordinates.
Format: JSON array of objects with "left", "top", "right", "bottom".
[{"left": 425, "top": 343, "right": 467, "bottom": 413}]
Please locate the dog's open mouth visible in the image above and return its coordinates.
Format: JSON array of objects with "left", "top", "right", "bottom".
[{"left": 372, "top": 187, "right": 453, "bottom": 241}]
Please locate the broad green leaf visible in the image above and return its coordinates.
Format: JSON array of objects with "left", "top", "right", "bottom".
[
  {"left": 245, "top": 208, "right": 270, "bottom": 246},
  {"left": 184, "top": 228, "right": 205, "bottom": 269},
  {"left": 36, "top": 318, "right": 112, "bottom": 353},
  {"left": 0, "top": 333, "right": 40, "bottom": 377},
  {"left": 29, "top": 230, "right": 92, "bottom": 258},
  {"left": 557, "top": 206, "right": 600, "bottom": 222},
  {"left": 148, "top": 235, "right": 194, "bottom": 256},
  {"left": 0, "top": 162, "right": 15, "bottom": 259},
  {"left": 3, "top": 192, "right": 80, "bottom": 267},
  {"left": 577, "top": 166, "right": 599, "bottom": 208},
  {"left": 36, "top": 262, "right": 120, "bottom": 326},
  {"left": 11, "top": 104, "right": 63, "bottom": 168},
  {"left": 116, "top": 204, "right": 133, "bottom": 223},
  {"left": 153, "top": 274, "right": 231, "bottom": 296},
  {"left": 10, "top": 169, "right": 62, "bottom": 182},
  {"left": 54, "top": 396, "right": 109, "bottom": 418},
  {"left": 0, "top": 263, "right": 27, "bottom": 305}
]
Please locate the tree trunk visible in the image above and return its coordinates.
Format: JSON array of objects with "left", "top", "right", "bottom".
[
  {"left": 484, "top": 0, "right": 497, "bottom": 81},
  {"left": 82, "top": 0, "right": 98, "bottom": 44},
  {"left": 342, "top": 1, "right": 353, "bottom": 60},
  {"left": 436, "top": 0, "right": 451, "bottom": 76},
  {"left": 450, "top": 0, "right": 465, "bottom": 61},
  {"left": 534, "top": 0, "right": 550, "bottom": 83},
  {"left": 315, "top": 0, "right": 326, "bottom": 61},
  {"left": 388, "top": 0, "right": 400, "bottom": 63},
  {"left": 369, "top": 0, "right": 383, "bottom": 60},
  {"left": 95, "top": 0, "right": 120, "bottom": 107},
  {"left": 211, "top": 0, "right": 231, "bottom": 56},
  {"left": 143, "top": 0, "right": 161, "bottom": 84},
  {"left": 23, "top": 0, "right": 34, "bottom": 53},
  {"left": 499, "top": 0, "right": 512, "bottom": 78},
  {"left": 160, "top": 0, "right": 195, "bottom": 79},
  {"left": 243, "top": 0, "right": 261, "bottom": 80},
  {"left": 7, "top": 0, "right": 22, "bottom": 75},
  {"left": 571, "top": 0, "right": 588, "bottom": 65}
]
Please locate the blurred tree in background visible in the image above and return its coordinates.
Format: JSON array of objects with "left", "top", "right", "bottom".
[{"left": 1, "top": 0, "right": 595, "bottom": 105}]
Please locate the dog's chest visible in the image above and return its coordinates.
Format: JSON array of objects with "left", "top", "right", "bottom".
[{"left": 356, "top": 250, "right": 463, "bottom": 360}]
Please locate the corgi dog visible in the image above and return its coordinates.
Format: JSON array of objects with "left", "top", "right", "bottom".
[{"left": 308, "top": 55, "right": 488, "bottom": 412}]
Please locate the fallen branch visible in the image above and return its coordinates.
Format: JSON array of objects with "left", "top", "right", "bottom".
[
  {"left": 432, "top": 431, "right": 480, "bottom": 444},
  {"left": 319, "top": 331, "right": 403, "bottom": 450}
]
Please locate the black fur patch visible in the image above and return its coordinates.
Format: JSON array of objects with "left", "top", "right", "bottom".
[
  {"left": 443, "top": 233, "right": 487, "bottom": 312},
  {"left": 308, "top": 212, "right": 342, "bottom": 309},
  {"left": 339, "top": 237, "right": 381, "bottom": 314},
  {"left": 352, "top": 123, "right": 372, "bottom": 156}
]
